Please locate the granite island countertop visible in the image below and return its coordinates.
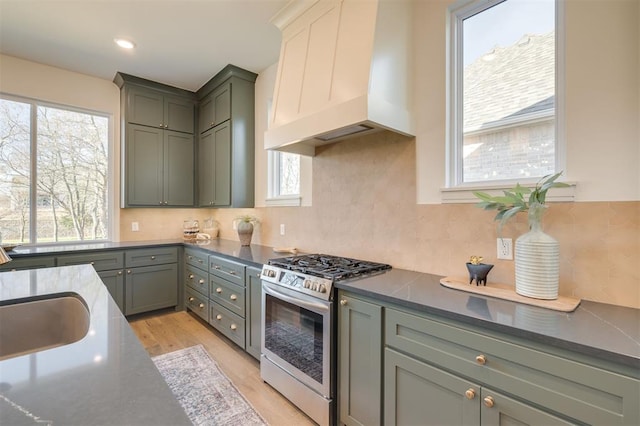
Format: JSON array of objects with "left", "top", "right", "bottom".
[
  {"left": 0, "top": 265, "right": 191, "bottom": 426},
  {"left": 335, "top": 269, "right": 640, "bottom": 370}
]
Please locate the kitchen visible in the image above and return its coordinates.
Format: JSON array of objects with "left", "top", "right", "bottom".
[{"left": 0, "top": 0, "right": 639, "bottom": 425}]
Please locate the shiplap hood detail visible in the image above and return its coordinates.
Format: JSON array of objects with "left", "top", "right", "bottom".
[{"left": 265, "top": 0, "right": 414, "bottom": 156}]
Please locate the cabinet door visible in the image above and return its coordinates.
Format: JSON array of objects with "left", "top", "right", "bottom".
[
  {"left": 198, "top": 83, "right": 231, "bottom": 133},
  {"left": 98, "top": 269, "right": 125, "bottom": 313},
  {"left": 0, "top": 256, "right": 55, "bottom": 271},
  {"left": 165, "top": 96, "right": 194, "bottom": 134},
  {"left": 124, "top": 263, "right": 178, "bottom": 315},
  {"left": 338, "top": 292, "right": 383, "bottom": 426},
  {"left": 480, "top": 388, "right": 575, "bottom": 426},
  {"left": 198, "top": 123, "right": 231, "bottom": 207},
  {"left": 164, "top": 130, "right": 194, "bottom": 206},
  {"left": 384, "top": 348, "right": 480, "bottom": 426},
  {"left": 57, "top": 251, "right": 124, "bottom": 272},
  {"left": 245, "top": 266, "right": 262, "bottom": 360},
  {"left": 127, "top": 87, "right": 164, "bottom": 128},
  {"left": 125, "top": 123, "right": 164, "bottom": 206}
]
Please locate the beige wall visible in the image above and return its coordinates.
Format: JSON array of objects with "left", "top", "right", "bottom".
[{"left": 3, "top": 0, "right": 639, "bottom": 308}]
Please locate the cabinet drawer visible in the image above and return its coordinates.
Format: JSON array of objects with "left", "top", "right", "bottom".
[
  {"left": 209, "top": 302, "right": 245, "bottom": 349},
  {"left": 0, "top": 256, "right": 55, "bottom": 271},
  {"left": 57, "top": 251, "right": 124, "bottom": 272},
  {"left": 185, "top": 266, "right": 208, "bottom": 298},
  {"left": 185, "top": 248, "right": 208, "bottom": 271},
  {"left": 185, "top": 287, "right": 208, "bottom": 322},
  {"left": 125, "top": 247, "right": 178, "bottom": 267},
  {"left": 385, "top": 307, "right": 639, "bottom": 425},
  {"left": 210, "top": 276, "right": 245, "bottom": 317},
  {"left": 209, "top": 254, "right": 245, "bottom": 286}
]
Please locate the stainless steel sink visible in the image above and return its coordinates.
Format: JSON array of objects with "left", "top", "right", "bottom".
[{"left": 0, "top": 293, "right": 90, "bottom": 360}]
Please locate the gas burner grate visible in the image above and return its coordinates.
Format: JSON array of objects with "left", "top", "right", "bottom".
[{"left": 268, "top": 254, "right": 391, "bottom": 282}]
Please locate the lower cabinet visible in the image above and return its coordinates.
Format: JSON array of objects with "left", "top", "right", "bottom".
[
  {"left": 0, "top": 256, "right": 55, "bottom": 271},
  {"left": 245, "top": 266, "right": 262, "bottom": 360},
  {"left": 97, "top": 269, "right": 125, "bottom": 312},
  {"left": 338, "top": 290, "right": 640, "bottom": 426},
  {"left": 338, "top": 292, "right": 383, "bottom": 426},
  {"left": 125, "top": 263, "right": 178, "bottom": 315}
]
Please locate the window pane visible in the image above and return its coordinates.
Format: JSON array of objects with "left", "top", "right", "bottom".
[
  {"left": 0, "top": 99, "right": 31, "bottom": 244},
  {"left": 36, "top": 106, "right": 108, "bottom": 242},
  {"left": 462, "top": 0, "right": 555, "bottom": 183},
  {"left": 279, "top": 152, "right": 300, "bottom": 196}
]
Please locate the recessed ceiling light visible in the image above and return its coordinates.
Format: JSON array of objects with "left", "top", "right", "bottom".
[{"left": 114, "top": 38, "right": 135, "bottom": 49}]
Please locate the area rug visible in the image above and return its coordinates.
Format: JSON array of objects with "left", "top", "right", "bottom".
[{"left": 152, "top": 345, "right": 268, "bottom": 426}]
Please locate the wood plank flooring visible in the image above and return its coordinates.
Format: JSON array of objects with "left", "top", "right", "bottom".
[{"left": 128, "top": 309, "right": 316, "bottom": 426}]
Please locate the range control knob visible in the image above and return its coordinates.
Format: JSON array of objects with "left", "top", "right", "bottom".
[
  {"left": 319, "top": 284, "right": 327, "bottom": 293},
  {"left": 303, "top": 279, "right": 312, "bottom": 289}
]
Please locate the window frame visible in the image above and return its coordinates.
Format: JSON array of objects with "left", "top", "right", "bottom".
[
  {"left": 0, "top": 93, "right": 114, "bottom": 245},
  {"left": 444, "top": 0, "right": 571, "bottom": 202},
  {"left": 266, "top": 150, "right": 301, "bottom": 207}
]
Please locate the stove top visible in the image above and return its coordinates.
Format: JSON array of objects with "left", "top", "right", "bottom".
[{"left": 268, "top": 254, "right": 392, "bottom": 282}]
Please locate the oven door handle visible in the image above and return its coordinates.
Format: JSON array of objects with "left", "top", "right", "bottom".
[{"left": 262, "top": 281, "right": 330, "bottom": 313}]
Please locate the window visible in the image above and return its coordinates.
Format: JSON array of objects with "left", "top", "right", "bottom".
[
  {"left": 0, "top": 96, "right": 110, "bottom": 244},
  {"left": 267, "top": 151, "right": 301, "bottom": 205},
  {"left": 448, "top": 0, "right": 559, "bottom": 187}
]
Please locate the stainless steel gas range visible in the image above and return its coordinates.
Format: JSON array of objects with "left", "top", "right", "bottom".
[{"left": 260, "top": 254, "right": 391, "bottom": 426}]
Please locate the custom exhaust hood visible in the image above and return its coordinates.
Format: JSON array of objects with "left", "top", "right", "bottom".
[{"left": 265, "top": 0, "right": 415, "bottom": 156}]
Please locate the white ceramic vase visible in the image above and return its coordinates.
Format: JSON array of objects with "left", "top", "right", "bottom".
[
  {"left": 514, "top": 202, "right": 559, "bottom": 300},
  {"left": 237, "top": 221, "right": 254, "bottom": 246}
]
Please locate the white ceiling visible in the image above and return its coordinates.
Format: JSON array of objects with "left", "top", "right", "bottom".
[{"left": 0, "top": 0, "right": 288, "bottom": 92}]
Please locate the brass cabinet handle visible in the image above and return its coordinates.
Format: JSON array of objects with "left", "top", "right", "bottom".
[
  {"left": 339, "top": 299, "right": 347, "bottom": 306},
  {"left": 230, "top": 324, "right": 237, "bottom": 331},
  {"left": 475, "top": 354, "right": 487, "bottom": 365},
  {"left": 188, "top": 297, "right": 194, "bottom": 302},
  {"left": 188, "top": 274, "right": 194, "bottom": 279},
  {"left": 197, "top": 258, "right": 203, "bottom": 264},
  {"left": 230, "top": 294, "right": 237, "bottom": 301},
  {"left": 229, "top": 270, "right": 236, "bottom": 275},
  {"left": 483, "top": 396, "right": 495, "bottom": 408},
  {"left": 213, "top": 265, "right": 221, "bottom": 270},
  {"left": 465, "top": 389, "right": 476, "bottom": 400},
  {"left": 216, "top": 314, "right": 222, "bottom": 320},
  {"left": 198, "top": 303, "right": 205, "bottom": 309},
  {"left": 198, "top": 279, "right": 205, "bottom": 284},
  {"left": 216, "top": 287, "right": 222, "bottom": 294}
]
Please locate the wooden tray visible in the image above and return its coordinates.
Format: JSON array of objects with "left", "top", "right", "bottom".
[{"left": 440, "top": 276, "right": 581, "bottom": 312}]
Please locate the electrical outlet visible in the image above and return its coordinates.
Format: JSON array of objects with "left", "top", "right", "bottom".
[
  {"left": 131, "top": 222, "right": 139, "bottom": 232},
  {"left": 280, "top": 224, "right": 285, "bottom": 236},
  {"left": 497, "top": 238, "right": 513, "bottom": 260}
]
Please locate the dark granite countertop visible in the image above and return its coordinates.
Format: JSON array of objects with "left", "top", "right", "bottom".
[
  {"left": 0, "top": 265, "right": 191, "bottom": 425},
  {"left": 335, "top": 269, "right": 640, "bottom": 370}
]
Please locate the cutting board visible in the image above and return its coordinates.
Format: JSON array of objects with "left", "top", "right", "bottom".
[{"left": 440, "top": 276, "right": 581, "bottom": 312}]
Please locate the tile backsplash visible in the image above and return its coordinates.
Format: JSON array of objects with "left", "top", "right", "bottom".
[{"left": 121, "top": 132, "right": 639, "bottom": 309}]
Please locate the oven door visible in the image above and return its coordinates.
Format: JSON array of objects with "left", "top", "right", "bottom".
[{"left": 261, "top": 280, "right": 332, "bottom": 398}]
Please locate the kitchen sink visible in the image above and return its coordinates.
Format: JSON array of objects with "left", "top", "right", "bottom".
[{"left": 0, "top": 293, "right": 90, "bottom": 360}]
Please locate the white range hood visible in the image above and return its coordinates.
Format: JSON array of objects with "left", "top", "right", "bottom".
[{"left": 265, "top": 0, "right": 414, "bottom": 156}]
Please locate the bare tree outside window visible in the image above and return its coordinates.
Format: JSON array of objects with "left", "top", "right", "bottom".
[
  {"left": 278, "top": 152, "right": 300, "bottom": 196},
  {"left": 0, "top": 97, "right": 109, "bottom": 244}
]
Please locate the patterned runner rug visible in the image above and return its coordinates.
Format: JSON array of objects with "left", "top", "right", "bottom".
[{"left": 152, "top": 345, "right": 268, "bottom": 426}]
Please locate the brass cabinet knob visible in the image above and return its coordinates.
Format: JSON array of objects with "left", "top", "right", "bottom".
[
  {"left": 117, "top": 271, "right": 123, "bottom": 275},
  {"left": 229, "top": 270, "right": 236, "bottom": 275},
  {"left": 198, "top": 303, "right": 204, "bottom": 309},
  {"left": 216, "top": 314, "right": 222, "bottom": 320},
  {"left": 214, "top": 265, "right": 220, "bottom": 270},
  {"left": 188, "top": 297, "right": 194, "bottom": 302},
  {"left": 198, "top": 279, "right": 205, "bottom": 284},
  {"left": 216, "top": 287, "right": 222, "bottom": 294},
  {"left": 90, "top": 261, "right": 95, "bottom": 265},
  {"left": 475, "top": 354, "right": 487, "bottom": 365},
  {"left": 465, "top": 389, "right": 476, "bottom": 400},
  {"left": 127, "top": 270, "right": 132, "bottom": 274},
  {"left": 159, "top": 123, "right": 163, "bottom": 128},
  {"left": 230, "top": 324, "right": 237, "bottom": 331},
  {"left": 340, "top": 299, "right": 347, "bottom": 306},
  {"left": 188, "top": 274, "right": 194, "bottom": 279},
  {"left": 188, "top": 255, "right": 193, "bottom": 260},
  {"left": 151, "top": 256, "right": 156, "bottom": 260},
  {"left": 230, "top": 294, "right": 237, "bottom": 301},
  {"left": 198, "top": 258, "right": 204, "bottom": 263},
  {"left": 483, "top": 396, "right": 495, "bottom": 408}
]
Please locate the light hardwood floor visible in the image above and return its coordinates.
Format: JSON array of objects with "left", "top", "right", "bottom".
[{"left": 128, "top": 309, "right": 316, "bottom": 426}]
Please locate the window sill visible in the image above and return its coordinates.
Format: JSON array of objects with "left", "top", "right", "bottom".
[
  {"left": 265, "top": 195, "right": 302, "bottom": 207},
  {"left": 441, "top": 182, "right": 577, "bottom": 204}
]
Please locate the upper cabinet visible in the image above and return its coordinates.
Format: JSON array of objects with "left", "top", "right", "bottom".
[
  {"left": 115, "top": 73, "right": 196, "bottom": 207},
  {"left": 196, "top": 65, "right": 257, "bottom": 208}
]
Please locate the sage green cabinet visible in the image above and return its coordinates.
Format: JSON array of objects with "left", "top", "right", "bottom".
[
  {"left": 126, "top": 85, "right": 194, "bottom": 134},
  {"left": 245, "top": 266, "right": 262, "bottom": 360},
  {"left": 198, "top": 122, "right": 231, "bottom": 207},
  {"left": 124, "top": 247, "right": 179, "bottom": 315},
  {"left": 98, "top": 269, "right": 125, "bottom": 312},
  {"left": 338, "top": 291, "right": 383, "bottom": 426},
  {"left": 125, "top": 124, "right": 194, "bottom": 207},
  {"left": 196, "top": 65, "right": 256, "bottom": 208},
  {"left": 199, "top": 82, "right": 231, "bottom": 133},
  {"left": 0, "top": 256, "right": 55, "bottom": 271}
]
